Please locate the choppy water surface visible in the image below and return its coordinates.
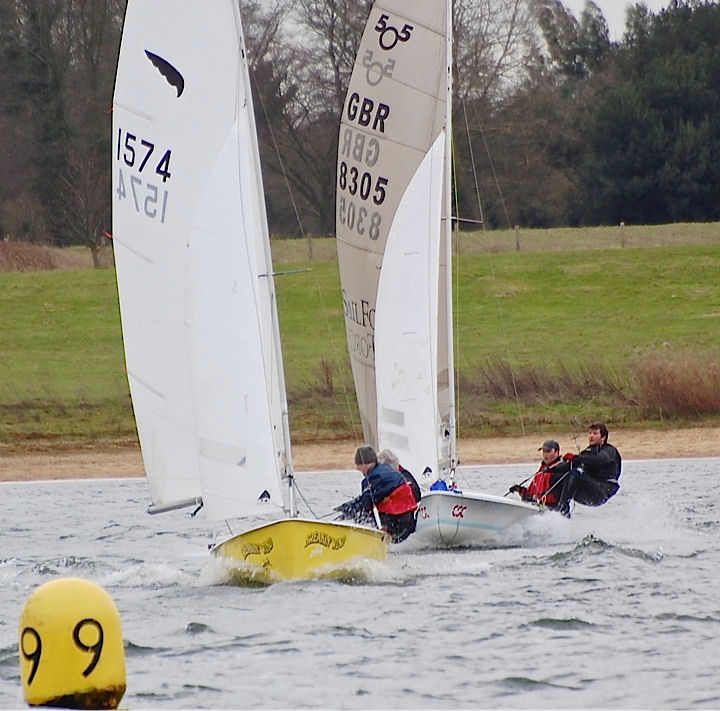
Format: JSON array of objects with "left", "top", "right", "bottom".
[{"left": 2, "top": 458, "right": 719, "bottom": 709}]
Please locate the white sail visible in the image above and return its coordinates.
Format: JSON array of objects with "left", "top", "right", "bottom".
[
  {"left": 112, "top": 0, "right": 286, "bottom": 521},
  {"left": 374, "top": 134, "right": 445, "bottom": 476},
  {"left": 339, "top": 1, "right": 542, "bottom": 548},
  {"left": 336, "top": 0, "right": 450, "bottom": 477}
]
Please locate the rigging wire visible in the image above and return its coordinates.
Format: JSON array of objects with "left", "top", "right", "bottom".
[
  {"left": 461, "top": 99, "right": 526, "bottom": 440},
  {"left": 468, "top": 102, "right": 584, "bottom": 451},
  {"left": 250, "top": 69, "right": 364, "bottom": 490},
  {"left": 292, "top": 479, "right": 319, "bottom": 519}
]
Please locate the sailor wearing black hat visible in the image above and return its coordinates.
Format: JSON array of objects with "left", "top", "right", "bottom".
[{"left": 334, "top": 445, "right": 418, "bottom": 542}]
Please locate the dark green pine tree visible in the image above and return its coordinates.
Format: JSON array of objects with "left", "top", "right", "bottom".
[{"left": 578, "top": 1, "right": 720, "bottom": 225}]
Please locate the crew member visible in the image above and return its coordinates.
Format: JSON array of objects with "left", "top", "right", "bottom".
[
  {"left": 509, "top": 439, "right": 568, "bottom": 509},
  {"left": 377, "top": 448, "right": 422, "bottom": 503},
  {"left": 335, "top": 445, "right": 418, "bottom": 542},
  {"left": 555, "top": 422, "right": 622, "bottom": 517}
]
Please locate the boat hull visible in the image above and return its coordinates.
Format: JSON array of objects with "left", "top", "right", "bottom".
[
  {"left": 210, "top": 518, "right": 388, "bottom": 584},
  {"left": 414, "top": 490, "right": 541, "bottom": 547}
]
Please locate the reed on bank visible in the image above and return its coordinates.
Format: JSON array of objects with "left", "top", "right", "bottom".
[{"left": 0, "top": 225, "right": 719, "bottom": 451}]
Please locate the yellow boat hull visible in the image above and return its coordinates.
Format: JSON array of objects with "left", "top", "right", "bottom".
[{"left": 210, "top": 518, "right": 388, "bottom": 584}]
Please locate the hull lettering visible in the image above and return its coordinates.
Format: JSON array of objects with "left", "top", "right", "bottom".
[
  {"left": 305, "top": 531, "right": 347, "bottom": 550},
  {"left": 451, "top": 505, "right": 467, "bottom": 519},
  {"left": 242, "top": 537, "right": 274, "bottom": 560}
]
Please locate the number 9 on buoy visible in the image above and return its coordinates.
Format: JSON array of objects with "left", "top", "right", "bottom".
[{"left": 18, "top": 578, "right": 126, "bottom": 709}]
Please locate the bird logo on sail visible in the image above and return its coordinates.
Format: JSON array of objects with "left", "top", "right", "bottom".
[{"left": 145, "top": 51, "right": 185, "bottom": 97}]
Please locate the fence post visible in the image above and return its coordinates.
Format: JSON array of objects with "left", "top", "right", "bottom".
[
  {"left": 514, "top": 225, "right": 520, "bottom": 253},
  {"left": 619, "top": 221, "right": 625, "bottom": 248}
]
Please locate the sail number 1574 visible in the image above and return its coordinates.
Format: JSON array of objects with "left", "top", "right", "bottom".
[
  {"left": 115, "top": 128, "right": 172, "bottom": 223},
  {"left": 116, "top": 129, "right": 171, "bottom": 181}
]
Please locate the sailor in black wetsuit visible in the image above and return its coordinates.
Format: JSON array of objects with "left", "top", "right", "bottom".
[{"left": 555, "top": 422, "right": 621, "bottom": 518}]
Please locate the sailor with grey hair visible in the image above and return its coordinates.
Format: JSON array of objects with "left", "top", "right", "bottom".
[
  {"left": 378, "top": 448, "right": 421, "bottom": 504},
  {"left": 377, "top": 448, "right": 400, "bottom": 469}
]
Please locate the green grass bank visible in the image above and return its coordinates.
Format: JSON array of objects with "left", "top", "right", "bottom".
[{"left": 1, "top": 224, "right": 719, "bottom": 452}]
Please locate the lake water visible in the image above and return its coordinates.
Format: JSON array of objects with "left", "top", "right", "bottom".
[{"left": 1, "top": 458, "right": 719, "bottom": 709}]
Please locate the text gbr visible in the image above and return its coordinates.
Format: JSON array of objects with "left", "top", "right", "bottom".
[{"left": 346, "top": 93, "right": 389, "bottom": 133}]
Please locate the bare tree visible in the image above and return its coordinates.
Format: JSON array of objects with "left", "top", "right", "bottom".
[
  {"left": 444, "top": 1, "right": 539, "bottom": 228},
  {"left": 250, "top": 0, "right": 372, "bottom": 234},
  {"left": 60, "top": 145, "right": 110, "bottom": 266},
  {"left": 293, "top": 0, "right": 372, "bottom": 113},
  {"left": 0, "top": 1, "right": 75, "bottom": 243},
  {"left": 454, "top": 0, "right": 536, "bottom": 105}
]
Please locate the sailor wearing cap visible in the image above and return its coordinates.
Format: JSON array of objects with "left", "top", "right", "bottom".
[
  {"left": 508, "top": 439, "right": 568, "bottom": 509},
  {"left": 508, "top": 423, "right": 622, "bottom": 518}
]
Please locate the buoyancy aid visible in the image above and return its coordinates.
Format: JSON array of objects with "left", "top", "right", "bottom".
[
  {"left": 527, "top": 470, "right": 557, "bottom": 505},
  {"left": 376, "top": 482, "right": 418, "bottom": 515}
]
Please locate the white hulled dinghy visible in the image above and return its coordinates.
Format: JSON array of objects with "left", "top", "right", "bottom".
[{"left": 335, "top": 0, "right": 541, "bottom": 547}]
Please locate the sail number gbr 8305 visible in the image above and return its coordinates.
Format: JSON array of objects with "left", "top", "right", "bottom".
[
  {"left": 115, "top": 128, "right": 171, "bottom": 223},
  {"left": 337, "top": 95, "right": 390, "bottom": 242}
]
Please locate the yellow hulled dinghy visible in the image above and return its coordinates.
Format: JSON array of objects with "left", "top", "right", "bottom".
[
  {"left": 212, "top": 519, "right": 388, "bottom": 585},
  {"left": 112, "top": 0, "right": 387, "bottom": 583}
]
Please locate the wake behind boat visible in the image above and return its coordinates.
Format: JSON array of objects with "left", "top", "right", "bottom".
[
  {"left": 111, "top": 0, "right": 387, "bottom": 583},
  {"left": 336, "top": 0, "right": 542, "bottom": 547}
]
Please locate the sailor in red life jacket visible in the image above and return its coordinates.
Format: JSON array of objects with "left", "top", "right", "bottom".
[
  {"left": 377, "top": 448, "right": 422, "bottom": 504},
  {"left": 334, "top": 445, "right": 418, "bottom": 543},
  {"left": 508, "top": 439, "right": 569, "bottom": 509}
]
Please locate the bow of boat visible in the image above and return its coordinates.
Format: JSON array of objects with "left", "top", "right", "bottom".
[{"left": 210, "top": 518, "right": 388, "bottom": 584}]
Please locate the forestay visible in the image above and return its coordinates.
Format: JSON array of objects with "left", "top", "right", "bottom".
[
  {"left": 112, "top": 1, "right": 286, "bottom": 521},
  {"left": 336, "top": 0, "right": 453, "bottom": 478}
]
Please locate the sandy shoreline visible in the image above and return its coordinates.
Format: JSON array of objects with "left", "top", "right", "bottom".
[{"left": 1, "top": 426, "right": 719, "bottom": 482}]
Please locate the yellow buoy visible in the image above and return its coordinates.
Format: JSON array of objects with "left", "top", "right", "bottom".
[{"left": 18, "top": 578, "right": 126, "bottom": 709}]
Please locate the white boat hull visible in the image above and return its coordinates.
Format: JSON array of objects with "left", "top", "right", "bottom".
[{"left": 414, "top": 490, "right": 542, "bottom": 547}]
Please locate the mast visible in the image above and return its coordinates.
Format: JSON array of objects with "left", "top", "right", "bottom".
[
  {"left": 235, "top": 2, "right": 297, "bottom": 518},
  {"left": 444, "top": 0, "right": 457, "bottom": 475}
]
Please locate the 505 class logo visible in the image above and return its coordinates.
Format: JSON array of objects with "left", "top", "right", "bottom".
[{"left": 374, "top": 13, "right": 414, "bottom": 50}]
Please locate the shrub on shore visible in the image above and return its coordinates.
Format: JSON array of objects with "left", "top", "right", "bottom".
[
  {"left": 0, "top": 241, "right": 111, "bottom": 272},
  {"left": 633, "top": 349, "right": 720, "bottom": 417}
]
